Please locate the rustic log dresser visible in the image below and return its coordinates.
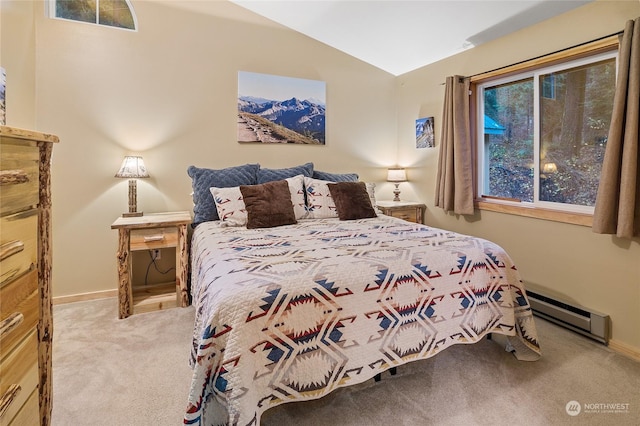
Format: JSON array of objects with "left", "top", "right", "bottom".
[{"left": 1, "top": 125, "right": 58, "bottom": 425}]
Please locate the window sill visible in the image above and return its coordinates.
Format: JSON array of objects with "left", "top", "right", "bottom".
[{"left": 475, "top": 199, "right": 593, "bottom": 227}]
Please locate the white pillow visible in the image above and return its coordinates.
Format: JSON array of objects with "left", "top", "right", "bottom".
[
  {"left": 210, "top": 186, "right": 246, "bottom": 227},
  {"left": 303, "top": 177, "right": 338, "bottom": 219},
  {"left": 287, "top": 174, "right": 308, "bottom": 220},
  {"left": 210, "top": 175, "right": 308, "bottom": 226},
  {"left": 365, "top": 182, "right": 383, "bottom": 214}
]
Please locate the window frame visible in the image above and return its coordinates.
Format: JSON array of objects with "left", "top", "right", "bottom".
[
  {"left": 46, "top": 0, "right": 138, "bottom": 32},
  {"left": 470, "top": 36, "right": 620, "bottom": 226}
]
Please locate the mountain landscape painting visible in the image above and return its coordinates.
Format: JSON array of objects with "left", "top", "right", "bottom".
[{"left": 238, "top": 71, "right": 326, "bottom": 144}]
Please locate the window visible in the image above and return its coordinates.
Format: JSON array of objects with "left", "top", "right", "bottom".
[
  {"left": 49, "top": 0, "right": 137, "bottom": 31},
  {"left": 475, "top": 48, "right": 617, "bottom": 219}
]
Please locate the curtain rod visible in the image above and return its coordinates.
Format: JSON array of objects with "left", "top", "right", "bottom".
[{"left": 441, "top": 29, "right": 624, "bottom": 84}]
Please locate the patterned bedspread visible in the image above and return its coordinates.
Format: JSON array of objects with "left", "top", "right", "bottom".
[{"left": 185, "top": 216, "right": 540, "bottom": 425}]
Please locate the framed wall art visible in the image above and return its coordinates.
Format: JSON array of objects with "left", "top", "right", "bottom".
[
  {"left": 416, "top": 116, "right": 434, "bottom": 148},
  {"left": 238, "top": 71, "right": 326, "bottom": 144},
  {"left": 1, "top": 67, "right": 5, "bottom": 125}
]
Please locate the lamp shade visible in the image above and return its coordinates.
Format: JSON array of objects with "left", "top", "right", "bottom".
[
  {"left": 387, "top": 167, "right": 407, "bottom": 182},
  {"left": 115, "top": 156, "right": 150, "bottom": 178}
]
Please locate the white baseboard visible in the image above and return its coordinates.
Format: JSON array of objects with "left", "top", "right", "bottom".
[
  {"left": 53, "top": 289, "right": 117, "bottom": 305},
  {"left": 608, "top": 339, "right": 640, "bottom": 363}
]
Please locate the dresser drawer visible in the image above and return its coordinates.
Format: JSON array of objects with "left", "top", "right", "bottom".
[
  {"left": 0, "top": 330, "right": 38, "bottom": 425},
  {"left": 4, "top": 388, "right": 37, "bottom": 426},
  {"left": 0, "top": 270, "right": 38, "bottom": 354},
  {"left": 389, "top": 207, "right": 419, "bottom": 223},
  {"left": 130, "top": 227, "right": 178, "bottom": 251},
  {"left": 0, "top": 210, "right": 38, "bottom": 287},
  {"left": 0, "top": 142, "right": 39, "bottom": 216}
]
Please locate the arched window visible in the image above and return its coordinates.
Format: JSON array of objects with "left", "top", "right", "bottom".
[{"left": 48, "top": 0, "right": 137, "bottom": 31}]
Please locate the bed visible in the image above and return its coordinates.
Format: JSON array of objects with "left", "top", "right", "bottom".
[{"left": 184, "top": 163, "right": 540, "bottom": 425}]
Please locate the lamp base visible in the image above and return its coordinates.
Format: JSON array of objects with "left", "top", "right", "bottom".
[
  {"left": 123, "top": 179, "right": 143, "bottom": 218},
  {"left": 122, "top": 211, "right": 143, "bottom": 218},
  {"left": 393, "top": 184, "right": 401, "bottom": 202}
]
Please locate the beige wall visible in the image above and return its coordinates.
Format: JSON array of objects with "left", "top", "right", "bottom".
[
  {"left": 2, "top": 0, "right": 638, "bottom": 351},
  {"left": 0, "top": 0, "right": 37, "bottom": 128},
  {"left": 27, "top": 1, "right": 397, "bottom": 299},
  {"left": 396, "top": 0, "right": 640, "bottom": 351}
]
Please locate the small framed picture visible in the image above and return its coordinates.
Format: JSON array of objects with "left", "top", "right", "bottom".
[
  {"left": 1, "top": 67, "right": 5, "bottom": 125},
  {"left": 416, "top": 117, "right": 434, "bottom": 148}
]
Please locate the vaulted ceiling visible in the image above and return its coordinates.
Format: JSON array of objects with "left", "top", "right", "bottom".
[
  {"left": 161, "top": 1, "right": 592, "bottom": 76},
  {"left": 228, "top": 0, "right": 593, "bottom": 75}
]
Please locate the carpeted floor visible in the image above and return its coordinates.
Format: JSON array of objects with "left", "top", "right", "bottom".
[{"left": 51, "top": 298, "right": 640, "bottom": 426}]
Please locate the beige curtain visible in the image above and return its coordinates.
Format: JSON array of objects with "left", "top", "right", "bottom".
[
  {"left": 593, "top": 18, "right": 640, "bottom": 238},
  {"left": 435, "top": 76, "right": 474, "bottom": 215}
]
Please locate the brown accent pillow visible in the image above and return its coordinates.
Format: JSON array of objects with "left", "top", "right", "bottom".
[
  {"left": 327, "top": 181, "right": 378, "bottom": 220},
  {"left": 240, "top": 180, "right": 297, "bottom": 229}
]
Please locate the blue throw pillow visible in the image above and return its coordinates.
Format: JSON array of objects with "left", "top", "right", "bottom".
[
  {"left": 312, "top": 170, "right": 359, "bottom": 182},
  {"left": 188, "top": 164, "right": 259, "bottom": 225},
  {"left": 257, "top": 162, "right": 314, "bottom": 184}
]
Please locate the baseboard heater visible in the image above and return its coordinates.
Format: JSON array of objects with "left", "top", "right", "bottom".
[{"left": 526, "top": 290, "right": 610, "bottom": 345}]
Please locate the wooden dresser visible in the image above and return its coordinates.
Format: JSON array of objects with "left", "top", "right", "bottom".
[{"left": 0, "top": 126, "right": 58, "bottom": 425}]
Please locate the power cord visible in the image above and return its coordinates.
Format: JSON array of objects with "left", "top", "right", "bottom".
[{"left": 144, "top": 250, "right": 175, "bottom": 286}]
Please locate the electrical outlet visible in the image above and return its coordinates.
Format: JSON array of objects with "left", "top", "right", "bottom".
[{"left": 151, "top": 249, "right": 161, "bottom": 260}]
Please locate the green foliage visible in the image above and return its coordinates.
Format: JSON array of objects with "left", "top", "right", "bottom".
[
  {"left": 99, "top": 0, "right": 135, "bottom": 29},
  {"left": 56, "top": 0, "right": 135, "bottom": 30},
  {"left": 483, "top": 57, "right": 615, "bottom": 208},
  {"left": 488, "top": 136, "right": 533, "bottom": 202},
  {"left": 57, "top": 0, "right": 96, "bottom": 23}
]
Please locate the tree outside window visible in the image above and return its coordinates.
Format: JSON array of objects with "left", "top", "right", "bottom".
[
  {"left": 477, "top": 51, "right": 616, "bottom": 214},
  {"left": 53, "top": 0, "right": 136, "bottom": 30}
]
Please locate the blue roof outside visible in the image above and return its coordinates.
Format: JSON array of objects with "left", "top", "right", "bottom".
[{"left": 484, "top": 115, "right": 506, "bottom": 135}]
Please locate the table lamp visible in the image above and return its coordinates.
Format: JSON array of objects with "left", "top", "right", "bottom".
[
  {"left": 115, "top": 155, "right": 149, "bottom": 217},
  {"left": 387, "top": 167, "right": 407, "bottom": 202}
]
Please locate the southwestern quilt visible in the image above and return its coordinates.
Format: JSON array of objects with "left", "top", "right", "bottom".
[{"left": 185, "top": 216, "right": 541, "bottom": 425}]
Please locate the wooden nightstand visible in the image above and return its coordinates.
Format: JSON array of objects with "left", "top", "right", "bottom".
[
  {"left": 111, "top": 211, "right": 191, "bottom": 318},
  {"left": 376, "top": 201, "right": 426, "bottom": 224}
]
